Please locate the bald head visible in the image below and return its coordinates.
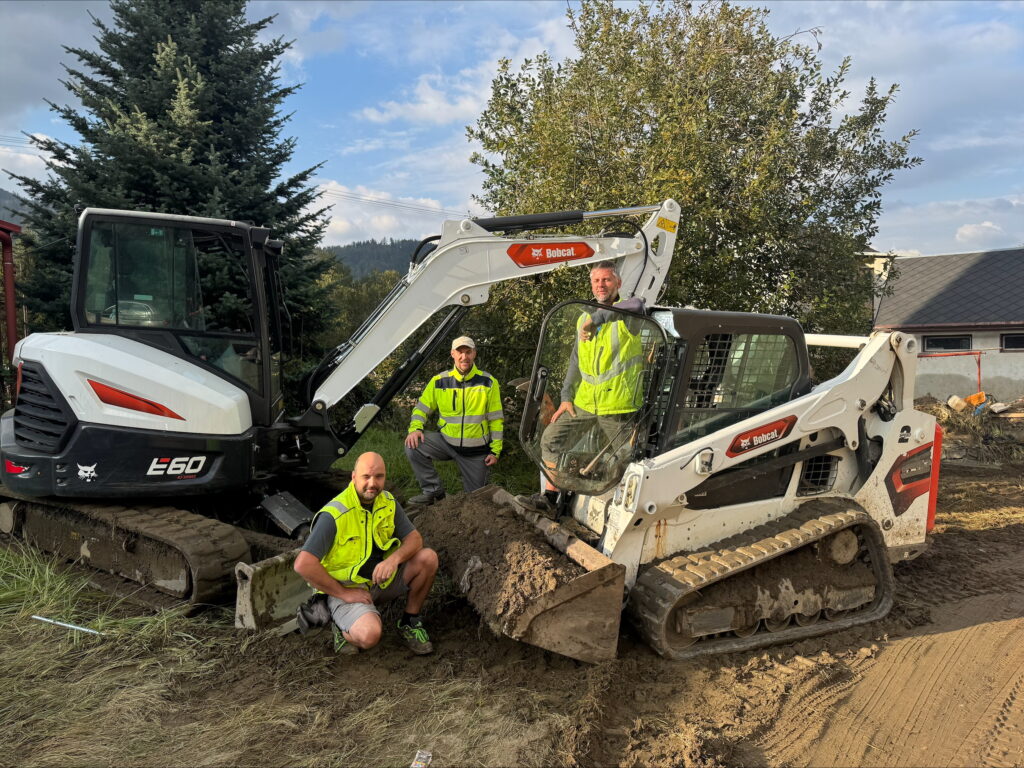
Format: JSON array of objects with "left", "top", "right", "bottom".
[{"left": 352, "top": 451, "right": 386, "bottom": 505}]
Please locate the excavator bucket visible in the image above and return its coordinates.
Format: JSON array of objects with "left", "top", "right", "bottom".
[{"left": 417, "top": 486, "right": 625, "bottom": 664}]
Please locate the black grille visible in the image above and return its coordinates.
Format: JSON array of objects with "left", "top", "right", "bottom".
[
  {"left": 798, "top": 454, "right": 839, "bottom": 496},
  {"left": 14, "top": 362, "right": 76, "bottom": 453}
]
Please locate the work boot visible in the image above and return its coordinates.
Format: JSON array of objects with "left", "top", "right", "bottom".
[
  {"left": 332, "top": 626, "right": 359, "bottom": 655},
  {"left": 397, "top": 617, "right": 434, "bottom": 655},
  {"left": 407, "top": 491, "right": 445, "bottom": 506},
  {"left": 296, "top": 593, "right": 331, "bottom": 636},
  {"left": 516, "top": 492, "right": 557, "bottom": 518}
]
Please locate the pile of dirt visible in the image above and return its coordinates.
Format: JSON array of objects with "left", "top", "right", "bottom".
[{"left": 416, "top": 491, "right": 584, "bottom": 635}]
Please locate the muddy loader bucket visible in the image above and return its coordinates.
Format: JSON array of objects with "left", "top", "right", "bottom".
[{"left": 417, "top": 486, "right": 625, "bottom": 664}]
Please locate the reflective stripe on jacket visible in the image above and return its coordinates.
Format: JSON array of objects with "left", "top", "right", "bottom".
[
  {"left": 315, "top": 482, "right": 400, "bottom": 589},
  {"left": 409, "top": 364, "right": 504, "bottom": 456},
  {"left": 573, "top": 313, "right": 644, "bottom": 415}
]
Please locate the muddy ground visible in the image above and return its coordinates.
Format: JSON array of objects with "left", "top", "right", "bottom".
[{"left": 6, "top": 464, "right": 1024, "bottom": 767}]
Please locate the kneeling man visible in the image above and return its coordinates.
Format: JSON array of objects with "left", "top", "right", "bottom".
[{"left": 294, "top": 451, "right": 439, "bottom": 655}]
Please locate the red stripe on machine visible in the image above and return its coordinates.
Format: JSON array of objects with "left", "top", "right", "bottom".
[
  {"left": 726, "top": 415, "right": 797, "bottom": 457},
  {"left": 88, "top": 380, "right": 184, "bottom": 420}
]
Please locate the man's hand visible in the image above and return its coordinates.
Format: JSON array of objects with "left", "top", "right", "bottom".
[
  {"left": 371, "top": 554, "right": 399, "bottom": 587},
  {"left": 484, "top": 453, "right": 498, "bottom": 467},
  {"left": 579, "top": 317, "right": 596, "bottom": 341},
  {"left": 550, "top": 401, "right": 576, "bottom": 423},
  {"left": 405, "top": 430, "right": 424, "bottom": 449},
  {"left": 338, "top": 586, "right": 373, "bottom": 605}
]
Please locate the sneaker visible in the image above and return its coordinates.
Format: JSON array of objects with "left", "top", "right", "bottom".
[
  {"left": 332, "top": 626, "right": 359, "bottom": 655},
  {"left": 516, "top": 492, "right": 556, "bottom": 518},
  {"left": 397, "top": 617, "right": 434, "bottom": 655},
  {"left": 407, "top": 491, "right": 446, "bottom": 506},
  {"left": 296, "top": 593, "right": 330, "bottom": 636}
]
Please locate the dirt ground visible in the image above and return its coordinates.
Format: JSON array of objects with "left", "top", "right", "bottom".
[{"left": 7, "top": 463, "right": 1024, "bottom": 768}]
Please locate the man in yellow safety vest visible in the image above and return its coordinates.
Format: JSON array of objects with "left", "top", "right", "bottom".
[
  {"left": 519, "top": 261, "right": 646, "bottom": 514},
  {"left": 293, "top": 452, "right": 439, "bottom": 655},
  {"left": 404, "top": 335, "right": 504, "bottom": 505}
]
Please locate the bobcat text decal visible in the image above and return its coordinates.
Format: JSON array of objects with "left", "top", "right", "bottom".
[
  {"left": 506, "top": 242, "right": 595, "bottom": 267},
  {"left": 726, "top": 415, "right": 797, "bottom": 458}
]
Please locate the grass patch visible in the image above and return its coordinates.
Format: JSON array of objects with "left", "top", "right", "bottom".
[{"left": 332, "top": 425, "right": 539, "bottom": 501}]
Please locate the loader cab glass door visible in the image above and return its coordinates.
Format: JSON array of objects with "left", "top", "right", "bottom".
[
  {"left": 520, "top": 301, "right": 667, "bottom": 496},
  {"left": 81, "top": 219, "right": 262, "bottom": 392}
]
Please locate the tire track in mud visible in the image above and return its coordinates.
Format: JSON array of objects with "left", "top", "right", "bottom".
[{"left": 794, "top": 589, "right": 1024, "bottom": 767}]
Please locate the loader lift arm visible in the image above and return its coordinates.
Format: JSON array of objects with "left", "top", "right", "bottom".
[{"left": 295, "top": 200, "right": 680, "bottom": 465}]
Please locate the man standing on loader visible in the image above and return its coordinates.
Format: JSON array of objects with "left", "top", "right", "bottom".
[
  {"left": 404, "top": 336, "right": 504, "bottom": 505},
  {"left": 293, "top": 452, "right": 439, "bottom": 655},
  {"left": 520, "top": 261, "right": 646, "bottom": 514}
]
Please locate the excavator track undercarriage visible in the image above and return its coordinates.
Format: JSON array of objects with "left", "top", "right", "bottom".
[
  {"left": 0, "top": 492, "right": 252, "bottom": 605},
  {"left": 628, "top": 498, "right": 895, "bottom": 660}
]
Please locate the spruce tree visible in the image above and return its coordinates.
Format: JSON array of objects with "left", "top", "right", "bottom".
[{"left": 9, "top": 0, "right": 333, "bottom": 402}]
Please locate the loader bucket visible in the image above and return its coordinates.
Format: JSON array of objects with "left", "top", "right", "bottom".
[
  {"left": 418, "top": 486, "right": 625, "bottom": 664},
  {"left": 235, "top": 548, "right": 307, "bottom": 631}
]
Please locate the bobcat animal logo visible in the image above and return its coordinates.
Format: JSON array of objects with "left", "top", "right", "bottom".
[
  {"left": 532, "top": 247, "right": 544, "bottom": 258},
  {"left": 77, "top": 463, "right": 98, "bottom": 482}
]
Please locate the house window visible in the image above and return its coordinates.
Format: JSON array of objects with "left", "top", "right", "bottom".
[
  {"left": 923, "top": 335, "right": 972, "bottom": 352},
  {"left": 1001, "top": 334, "right": 1024, "bottom": 351}
]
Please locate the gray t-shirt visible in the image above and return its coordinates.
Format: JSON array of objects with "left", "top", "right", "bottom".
[{"left": 301, "top": 498, "right": 415, "bottom": 581}]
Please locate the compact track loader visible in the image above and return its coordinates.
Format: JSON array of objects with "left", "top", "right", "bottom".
[{"left": 0, "top": 200, "right": 938, "bottom": 662}]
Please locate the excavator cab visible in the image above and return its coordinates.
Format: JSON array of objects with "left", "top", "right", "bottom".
[
  {"left": 520, "top": 300, "right": 669, "bottom": 496},
  {"left": 71, "top": 210, "right": 287, "bottom": 426}
]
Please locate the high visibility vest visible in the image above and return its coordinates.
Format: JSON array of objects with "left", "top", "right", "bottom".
[
  {"left": 315, "top": 482, "right": 401, "bottom": 589},
  {"left": 573, "top": 312, "right": 644, "bottom": 415},
  {"left": 409, "top": 364, "right": 504, "bottom": 455}
]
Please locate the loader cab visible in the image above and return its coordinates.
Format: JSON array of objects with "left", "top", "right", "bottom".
[
  {"left": 71, "top": 209, "right": 286, "bottom": 427},
  {"left": 521, "top": 303, "right": 811, "bottom": 499}
]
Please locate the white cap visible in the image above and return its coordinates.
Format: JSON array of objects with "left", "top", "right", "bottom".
[{"left": 451, "top": 335, "right": 476, "bottom": 351}]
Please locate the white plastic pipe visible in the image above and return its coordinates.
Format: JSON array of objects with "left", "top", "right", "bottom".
[{"left": 805, "top": 333, "right": 869, "bottom": 349}]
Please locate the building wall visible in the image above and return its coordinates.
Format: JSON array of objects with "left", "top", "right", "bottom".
[{"left": 912, "top": 330, "right": 1024, "bottom": 401}]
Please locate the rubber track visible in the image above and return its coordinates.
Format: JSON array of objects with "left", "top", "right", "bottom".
[
  {"left": 4, "top": 492, "right": 250, "bottom": 605},
  {"left": 628, "top": 497, "right": 896, "bottom": 660}
]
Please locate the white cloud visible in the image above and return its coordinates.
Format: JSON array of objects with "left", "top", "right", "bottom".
[
  {"left": 955, "top": 220, "right": 1007, "bottom": 248},
  {"left": 876, "top": 195, "right": 1024, "bottom": 255},
  {"left": 0, "top": 146, "right": 49, "bottom": 183},
  {"left": 357, "top": 68, "right": 490, "bottom": 126}
]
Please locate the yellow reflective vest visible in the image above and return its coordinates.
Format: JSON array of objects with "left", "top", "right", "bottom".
[
  {"left": 573, "top": 312, "right": 644, "bottom": 415},
  {"left": 315, "top": 482, "right": 401, "bottom": 589},
  {"left": 409, "top": 364, "right": 504, "bottom": 456}
]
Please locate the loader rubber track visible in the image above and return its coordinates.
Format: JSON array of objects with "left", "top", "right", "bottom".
[
  {"left": 2, "top": 492, "right": 251, "bottom": 605},
  {"left": 628, "top": 498, "right": 896, "bottom": 660}
]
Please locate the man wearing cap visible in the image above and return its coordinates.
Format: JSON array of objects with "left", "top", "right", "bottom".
[{"left": 404, "top": 336, "right": 503, "bottom": 505}]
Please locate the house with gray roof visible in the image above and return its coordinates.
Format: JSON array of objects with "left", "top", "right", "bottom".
[{"left": 873, "top": 247, "right": 1024, "bottom": 401}]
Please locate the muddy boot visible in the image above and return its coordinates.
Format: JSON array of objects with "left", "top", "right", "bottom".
[
  {"left": 296, "top": 593, "right": 331, "bottom": 636},
  {"left": 407, "top": 491, "right": 446, "bottom": 506},
  {"left": 516, "top": 491, "right": 557, "bottom": 519},
  {"left": 332, "top": 626, "right": 359, "bottom": 655},
  {"left": 397, "top": 616, "right": 434, "bottom": 655}
]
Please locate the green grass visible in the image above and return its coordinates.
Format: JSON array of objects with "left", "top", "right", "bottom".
[{"left": 331, "top": 425, "right": 540, "bottom": 501}]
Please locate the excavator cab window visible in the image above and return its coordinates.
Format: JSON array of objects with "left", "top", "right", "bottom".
[
  {"left": 80, "top": 219, "right": 262, "bottom": 392},
  {"left": 520, "top": 301, "right": 668, "bottom": 496}
]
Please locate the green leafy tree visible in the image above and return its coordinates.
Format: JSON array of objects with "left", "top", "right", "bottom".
[
  {"left": 8, "top": 0, "right": 333, "bottom": 405},
  {"left": 468, "top": 0, "right": 920, "bottom": 371}
]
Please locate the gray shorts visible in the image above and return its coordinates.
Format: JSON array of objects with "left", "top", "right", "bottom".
[{"left": 326, "top": 563, "right": 410, "bottom": 634}]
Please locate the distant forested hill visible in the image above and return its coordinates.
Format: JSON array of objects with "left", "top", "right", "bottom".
[
  {"left": 322, "top": 238, "right": 419, "bottom": 279},
  {"left": 0, "top": 188, "right": 22, "bottom": 225}
]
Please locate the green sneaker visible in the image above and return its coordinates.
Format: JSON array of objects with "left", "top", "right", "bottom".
[
  {"left": 398, "top": 617, "right": 434, "bottom": 655},
  {"left": 332, "top": 626, "right": 358, "bottom": 655}
]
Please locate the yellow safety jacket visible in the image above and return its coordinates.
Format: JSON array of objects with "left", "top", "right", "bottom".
[
  {"left": 573, "top": 312, "right": 644, "bottom": 415},
  {"left": 315, "top": 482, "right": 401, "bottom": 589},
  {"left": 409, "top": 364, "right": 504, "bottom": 456}
]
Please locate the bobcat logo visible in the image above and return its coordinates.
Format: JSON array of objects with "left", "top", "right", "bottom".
[
  {"left": 739, "top": 437, "right": 751, "bottom": 450},
  {"left": 532, "top": 247, "right": 544, "bottom": 258},
  {"left": 77, "top": 463, "right": 98, "bottom": 482}
]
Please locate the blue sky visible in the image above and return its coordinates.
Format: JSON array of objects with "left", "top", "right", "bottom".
[{"left": 2, "top": 0, "right": 1022, "bottom": 255}]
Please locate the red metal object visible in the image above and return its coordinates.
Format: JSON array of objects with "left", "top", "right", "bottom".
[
  {"left": 927, "top": 424, "right": 943, "bottom": 532},
  {"left": 87, "top": 379, "right": 185, "bottom": 420},
  {"left": 506, "top": 242, "right": 595, "bottom": 267},
  {"left": 0, "top": 219, "right": 21, "bottom": 362},
  {"left": 918, "top": 351, "right": 983, "bottom": 392},
  {"left": 726, "top": 414, "right": 797, "bottom": 457}
]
